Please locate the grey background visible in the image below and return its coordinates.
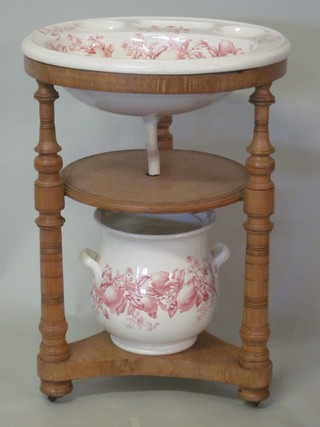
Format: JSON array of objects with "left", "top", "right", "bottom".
[{"left": 1, "top": 1, "right": 319, "bottom": 426}]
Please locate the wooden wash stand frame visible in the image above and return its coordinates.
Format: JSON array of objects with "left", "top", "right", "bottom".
[{"left": 24, "top": 57, "right": 287, "bottom": 405}]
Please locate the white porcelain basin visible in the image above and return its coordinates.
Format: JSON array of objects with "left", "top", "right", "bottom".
[
  {"left": 22, "top": 17, "right": 289, "bottom": 117},
  {"left": 23, "top": 17, "right": 290, "bottom": 174},
  {"left": 22, "top": 17, "right": 290, "bottom": 174},
  {"left": 22, "top": 16, "right": 290, "bottom": 75}
]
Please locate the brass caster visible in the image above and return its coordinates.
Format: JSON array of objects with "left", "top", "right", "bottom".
[{"left": 246, "top": 400, "right": 261, "bottom": 407}]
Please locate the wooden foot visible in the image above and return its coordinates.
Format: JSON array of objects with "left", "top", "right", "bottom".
[
  {"left": 41, "top": 380, "right": 73, "bottom": 400},
  {"left": 239, "top": 386, "right": 269, "bottom": 405}
]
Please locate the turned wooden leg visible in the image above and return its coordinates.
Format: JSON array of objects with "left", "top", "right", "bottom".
[
  {"left": 157, "top": 115, "right": 173, "bottom": 150},
  {"left": 239, "top": 85, "right": 275, "bottom": 404},
  {"left": 34, "top": 82, "right": 72, "bottom": 399}
]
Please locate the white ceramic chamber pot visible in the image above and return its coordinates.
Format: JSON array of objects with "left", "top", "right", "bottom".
[{"left": 80, "top": 209, "right": 230, "bottom": 355}]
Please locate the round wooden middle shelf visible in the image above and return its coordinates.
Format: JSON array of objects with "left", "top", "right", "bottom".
[{"left": 62, "top": 149, "right": 247, "bottom": 213}]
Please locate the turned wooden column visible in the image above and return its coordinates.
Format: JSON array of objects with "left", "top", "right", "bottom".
[
  {"left": 157, "top": 115, "right": 173, "bottom": 150},
  {"left": 34, "top": 82, "right": 72, "bottom": 399},
  {"left": 239, "top": 85, "right": 275, "bottom": 404}
]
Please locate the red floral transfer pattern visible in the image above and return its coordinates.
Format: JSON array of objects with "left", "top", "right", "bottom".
[
  {"left": 91, "top": 256, "right": 216, "bottom": 331},
  {"left": 122, "top": 33, "right": 244, "bottom": 60},
  {"left": 46, "top": 32, "right": 114, "bottom": 57},
  {"left": 40, "top": 26, "right": 245, "bottom": 60},
  {"left": 121, "top": 33, "right": 169, "bottom": 60}
]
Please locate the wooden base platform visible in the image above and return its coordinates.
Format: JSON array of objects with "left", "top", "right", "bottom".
[{"left": 38, "top": 331, "right": 272, "bottom": 399}]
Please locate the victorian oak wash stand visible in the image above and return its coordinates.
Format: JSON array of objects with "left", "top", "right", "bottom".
[{"left": 24, "top": 56, "right": 287, "bottom": 404}]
